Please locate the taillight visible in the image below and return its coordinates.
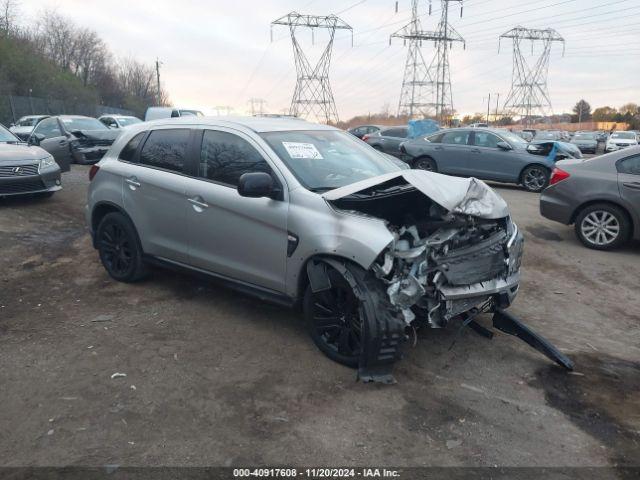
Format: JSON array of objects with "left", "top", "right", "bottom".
[
  {"left": 89, "top": 164, "right": 100, "bottom": 181},
  {"left": 362, "top": 134, "right": 370, "bottom": 142},
  {"left": 549, "top": 167, "right": 570, "bottom": 186}
]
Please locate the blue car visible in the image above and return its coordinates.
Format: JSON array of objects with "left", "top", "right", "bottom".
[{"left": 400, "top": 127, "right": 582, "bottom": 192}]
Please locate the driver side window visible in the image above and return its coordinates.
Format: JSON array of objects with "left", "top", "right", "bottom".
[
  {"left": 442, "top": 131, "right": 470, "bottom": 145},
  {"left": 473, "top": 132, "right": 501, "bottom": 148},
  {"left": 199, "top": 130, "right": 272, "bottom": 187},
  {"left": 33, "top": 118, "right": 62, "bottom": 140}
]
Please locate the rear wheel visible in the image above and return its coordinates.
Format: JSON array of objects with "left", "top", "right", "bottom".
[
  {"left": 96, "top": 212, "right": 148, "bottom": 282},
  {"left": 521, "top": 165, "right": 550, "bottom": 192},
  {"left": 413, "top": 156, "right": 437, "bottom": 172},
  {"left": 575, "top": 203, "right": 630, "bottom": 250},
  {"left": 303, "top": 266, "right": 365, "bottom": 368}
]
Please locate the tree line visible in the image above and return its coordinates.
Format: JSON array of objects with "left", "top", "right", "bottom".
[{"left": 0, "top": 0, "right": 169, "bottom": 118}]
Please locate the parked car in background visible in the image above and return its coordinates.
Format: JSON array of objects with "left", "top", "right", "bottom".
[
  {"left": 9, "top": 115, "right": 48, "bottom": 141},
  {"left": 0, "top": 123, "right": 61, "bottom": 198},
  {"left": 99, "top": 115, "right": 143, "bottom": 129},
  {"left": 362, "top": 126, "right": 409, "bottom": 158},
  {"left": 86, "top": 116, "right": 524, "bottom": 381},
  {"left": 596, "top": 131, "right": 608, "bottom": 142},
  {"left": 400, "top": 127, "right": 578, "bottom": 192},
  {"left": 144, "top": 107, "right": 204, "bottom": 121},
  {"left": 605, "top": 131, "right": 639, "bottom": 152},
  {"left": 570, "top": 132, "right": 598, "bottom": 154},
  {"left": 513, "top": 130, "right": 533, "bottom": 142},
  {"left": 347, "top": 125, "right": 382, "bottom": 139},
  {"left": 469, "top": 123, "right": 489, "bottom": 128},
  {"left": 540, "top": 147, "right": 640, "bottom": 250},
  {"left": 534, "top": 131, "right": 559, "bottom": 141},
  {"left": 27, "top": 115, "right": 121, "bottom": 170}
]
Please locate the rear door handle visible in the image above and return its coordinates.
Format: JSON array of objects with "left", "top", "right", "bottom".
[
  {"left": 471, "top": 148, "right": 481, "bottom": 153},
  {"left": 125, "top": 177, "right": 141, "bottom": 188},
  {"left": 434, "top": 146, "right": 444, "bottom": 151},
  {"left": 188, "top": 196, "right": 209, "bottom": 211},
  {"left": 58, "top": 140, "right": 67, "bottom": 146},
  {"left": 623, "top": 182, "right": 640, "bottom": 190}
]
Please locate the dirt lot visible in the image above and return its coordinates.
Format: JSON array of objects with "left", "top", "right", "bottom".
[{"left": 0, "top": 166, "right": 639, "bottom": 468}]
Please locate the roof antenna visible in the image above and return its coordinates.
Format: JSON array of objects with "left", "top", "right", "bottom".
[
  {"left": 395, "top": 1, "right": 398, "bottom": 13},
  {"left": 460, "top": 0, "right": 464, "bottom": 18},
  {"left": 429, "top": 0, "right": 432, "bottom": 15}
]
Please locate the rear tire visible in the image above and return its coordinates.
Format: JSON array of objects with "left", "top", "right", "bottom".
[
  {"left": 413, "top": 156, "right": 437, "bottom": 172},
  {"left": 521, "top": 165, "right": 550, "bottom": 192},
  {"left": 96, "top": 212, "right": 148, "bottom": 282},
  {"left": 574, "top": 203, "right": 631, "bottom": 251}
]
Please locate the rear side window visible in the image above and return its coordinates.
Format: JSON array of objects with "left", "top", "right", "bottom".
[
  {"left": 199, "top": 130, "right": 271, "bottom": 187},
  {"left": 617, "top": 155, "right": 640, "bottom": 175},
  {"left": 119, "top": 132, "right": 146, "bottom": 162},
  {"left": 139, "top": 129, "right": 190, "bottom": 173},
  {"left": 442, "top": 131, "right": 470, "bottom": 145}
]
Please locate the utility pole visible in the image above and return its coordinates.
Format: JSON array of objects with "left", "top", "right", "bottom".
[
  {"left": 391, "top": 0, "right": 465, "bottom": 123},
  {"left": 155, "top": 58, "right": 163, "bottom": 105},
  {"left": 494, "top": 92, "right": 500, "bottom": 125},
  {"left": 271, "top": 12, "right": 352, "bottom": 124},
  {"left": 486, "top": 93, "right": 491, "bottom": 125},
  {"left": 499, "top": 27, "right": 564, "bottom": 127}
]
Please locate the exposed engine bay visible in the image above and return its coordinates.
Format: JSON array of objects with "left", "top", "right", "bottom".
[{"left": 315, "top": 171, "right": 571, "bottom": 383}]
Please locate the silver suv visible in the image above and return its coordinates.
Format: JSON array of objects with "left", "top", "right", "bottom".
[{"left": 87, "top": 117, "right": 524, "bottom": 382}]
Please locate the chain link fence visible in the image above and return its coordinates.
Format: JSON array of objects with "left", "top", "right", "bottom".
[{"left": 0, "top": 95, "right": 135, "bottom": 127}]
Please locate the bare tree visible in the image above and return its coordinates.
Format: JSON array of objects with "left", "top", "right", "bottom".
[{"left": 0, "top": 0, "right": 19, "bottom": 35}]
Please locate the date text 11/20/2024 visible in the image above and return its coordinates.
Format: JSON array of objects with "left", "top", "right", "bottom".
[{"left": 233, "top": 468, "right": 401, "bottom": 478}]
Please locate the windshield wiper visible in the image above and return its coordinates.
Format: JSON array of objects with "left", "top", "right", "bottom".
[{"left": 309, "top": 186, "right": 335, "bottom": 193}]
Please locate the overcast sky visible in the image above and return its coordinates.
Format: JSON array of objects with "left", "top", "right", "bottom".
[{"left": 18, "top": 0, "right": 640, "bottom": 119}]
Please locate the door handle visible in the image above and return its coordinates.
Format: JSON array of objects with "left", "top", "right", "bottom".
[
  {"left": 623, "top": 182, "right": 640, "bottom": 190},
  {"left": 434, "top": 146, "right": 444, "bottom": 150},
  {"left": 471, "top": 148, "right": 481, "bottom": 153},
  {"left": 58, "top": 140, "right": 67, "bottom": 146},
  {"left": 125, "top": 177, "right": 141, "bottom": 188},
  {"left": 188, "top": 196, "right": 209, "bottom": 210}
]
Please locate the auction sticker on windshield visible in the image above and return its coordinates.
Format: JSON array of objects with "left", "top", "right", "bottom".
[{"left": 282, "top": 142, "right": 324, "bottom": 160}]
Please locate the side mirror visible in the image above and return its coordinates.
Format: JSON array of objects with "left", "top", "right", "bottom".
[
  {"left": 10, "top": 123, "right": 15, "bottom": 127},
  {"left": 29, "top": 133, "right": 45, "bottom": 145},
  {"left": 496, "top": 141, "right": 512, "bottom": 150},
  {"left": 238, "top": 172, "right": 278, "bottom": 199}
]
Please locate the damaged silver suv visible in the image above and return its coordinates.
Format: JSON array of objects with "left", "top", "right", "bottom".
[{"left": 87, "top": 117, "right": 531, "bottom": 382}]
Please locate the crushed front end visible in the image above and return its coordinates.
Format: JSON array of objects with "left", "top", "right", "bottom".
[{"left": 320, "top": 171, "right": 572, "bottom": 383}]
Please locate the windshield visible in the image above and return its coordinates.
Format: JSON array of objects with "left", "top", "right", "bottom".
[
  {"left": 535, "top": 132, "right": 556, "bottom": 140},
  {"left": 574, "top": 133, "right": 595, "bottom": 140},
  {"left": 611, "top": 132, "right": 635, "bottom": 139},
  {"left": 117, "top": 117, "right": 142, "bottom": 127},
  {"left": 499, "top": 131, "right": 528, "bottom": 148},
  {"left": 17, "top": 116, "right": 42, "bottom": 127},
  {"left": 0, "top": 124, "right": 19, "bottom": 142},
  {"left": 61, "top": 117, "right": 109, "bottom": 131},
  {"left": 260, "top": 130, "right": 400, "bottom": 191}
]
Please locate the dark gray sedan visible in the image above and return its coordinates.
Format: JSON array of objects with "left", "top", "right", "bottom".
[
  {"left": 0, "top": 124, "right": 61, "bottom": 198},
  {"left": 540, "top": 147, "right": 640, "bottom": 250},
  {"left": 363, "top": 126, "right": 408, "bottom": 159},
  {"left": 401, "top": 128, "right": 567, "bottom": 192},
  {"left": 570, "top": 132, "right": 598, "bottom": 154}
]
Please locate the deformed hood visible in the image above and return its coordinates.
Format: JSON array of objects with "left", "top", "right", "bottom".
[{"left": 322, "top": 170, "right": 509, "bottom": 220}]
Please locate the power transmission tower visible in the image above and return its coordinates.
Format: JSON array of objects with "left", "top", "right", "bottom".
[
  {"left": 391, "top": 0, "right": 464, "bottom": 123},
  {"left": 248, "top": 98, "right": 267, "bottom": 116},
  {"left": 499, "top": 27, "right": 565, "bottom": 126},
  {"left": 271, "top": 12, "right": 352, "bottom": 124}
]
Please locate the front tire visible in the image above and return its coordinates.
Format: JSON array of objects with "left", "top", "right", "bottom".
[
  {"left": 575, "top": 203, "right": 630, "bottom": 250},
  {"left": 96, "top": 212, "right": 148, "bottom": 282},
  {"left": 304, "top": 266, "right": 364, "bottom": 368},
  {"left": 521, "top": 165, "right": 550, "bottom": 192}
]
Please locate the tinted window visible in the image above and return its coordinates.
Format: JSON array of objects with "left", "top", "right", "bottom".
[
  {"left": 119, "top": 132, "right": 146, "bottom": 162},
  {"left": 473, "top": 132, "right": 501, "bottom": 148},
  {"left": 442, "top": 131, "right": 470, "bottom": 145},
  {"left": 383, "top": 128, "right": 407, "bottom": 138},
  {"left": 139, "top": 129, "right": 190, "bottom": 173},
  {"left": 618, "top": 155, "right": 640, "bottom": 175},
  {"left": 200, "top": 130, "right": 271, "bottom": 187},
  {"left": 33, "top": 118, "right": 62, "bottom": 139}
]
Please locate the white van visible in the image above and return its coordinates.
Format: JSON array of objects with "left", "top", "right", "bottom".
[{"left": 144, "top": 107, "right": 204, "bottom": 122}]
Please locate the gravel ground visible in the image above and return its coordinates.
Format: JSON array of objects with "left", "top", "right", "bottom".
[{"left": 0, "top": 165, "right": 638, "bottom": 469}]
